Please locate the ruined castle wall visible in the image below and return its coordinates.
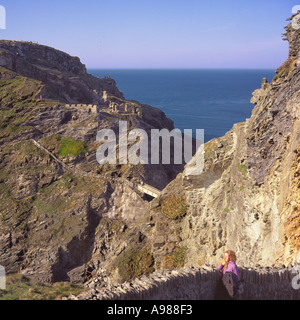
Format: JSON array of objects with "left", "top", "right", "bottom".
[{"left": 65, "top": 104, "right": 98, "bottom": 114}]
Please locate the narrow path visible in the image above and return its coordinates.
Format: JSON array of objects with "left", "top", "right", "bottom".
[{"left": 30, "top": 139, "right": 161, "bottom": 198}]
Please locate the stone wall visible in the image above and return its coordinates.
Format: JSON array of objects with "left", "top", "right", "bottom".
[
  {"left": 67, "top": 265, "right": 300, "bottom": 300},
  {"left": 65, "top": 102, "right": 142, "bottom": 117},
  {"left": 107, "top": 101, "right": 140, "bottom": 116},
  {"left": 65, "top": 103, "right": 99, "bottom": 114}
]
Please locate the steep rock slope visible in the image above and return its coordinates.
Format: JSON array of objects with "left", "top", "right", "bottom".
[
  {"left": 93, "top": 15, "right": 300, "bottom": 285},
  {"left": 1, "top": 14, "right": 299, "bottom": 289},
  {"left": 144, "top": 14, "right": 300, "bottom": 269},
  {"left": 0, "top": 40, "right": 123, "bottom": 103},
  {"left": 0, "top": 42, "right": 182, "bottom": 283}
]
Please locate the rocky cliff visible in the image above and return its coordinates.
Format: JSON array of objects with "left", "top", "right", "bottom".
[
  {"left": 87, "top": 13, "right": 300, "bottom": 286},
  {"left": 0, "top": 14, "right": 299, "bottom": 297},
  {"left": 0, "top": 41, "right": 182, "bottom": 284},
  {"left": 143, "top": 14, "right": 300, "bottom": 270},
  {"left": 63, "top": 14, "right": 300, "bottom": 294},
  {"left": 0, "top": 40, "right": 123, "bottom": 104}
]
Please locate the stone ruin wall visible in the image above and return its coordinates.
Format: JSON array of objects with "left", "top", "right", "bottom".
[
  {"left": 65, "top": 103, "right": 99, "bottom": 114},
  {"left": 65, "top": 101, "right": 141, "bottom": 117},
  {"left": 66, "top": 265, "right": 300, "bottom": 300},
  {"left": 108, "top": 101, "right": 141, "bottom": 116}
]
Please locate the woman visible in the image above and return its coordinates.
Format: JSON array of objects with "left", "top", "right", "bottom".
[
  {"left": 215, "top": 250, "right": 241, "bottom": 300},
  {"left": 217, "top": 250, "right": 240, "bottom": 280}
]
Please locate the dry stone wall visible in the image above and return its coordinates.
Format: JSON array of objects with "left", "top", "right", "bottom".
[{"left": 66, "top": 265, "right": 300, "bottom": 300}]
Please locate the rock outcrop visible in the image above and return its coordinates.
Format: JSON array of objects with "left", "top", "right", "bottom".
[{"left": 0, "top": 40, "right": 123, "bottom": 104}]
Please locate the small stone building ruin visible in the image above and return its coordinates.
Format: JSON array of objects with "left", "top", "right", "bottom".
[
  {"left": 65, "top": 90, "right": 142, "bottom": 117},
  {"left": 65, "top": 103, "right": 99, "bottom": 114}
]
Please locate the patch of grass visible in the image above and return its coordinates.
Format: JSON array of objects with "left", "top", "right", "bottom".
[
  {"left": 0, "top": 182, "right": 16, "bottom": 220},
  {"left": 161, "top": 195, "right": 187, "bottom": 220},
  {"left": 0, "top": 274, "right": 85, "bottom": 300},
  {"left": 34, "top": 190, "right": 75, "bottom": 219},
  {"left": 273, "top": 66, "right": 292, "bottom": 81},
  {"left": 163, "top": 247, "right": 187, "bottom": 270},
  {"left": 16, "top": 197, "right": 34, "bottom": 218},
  {"left": 0, "top": 66, "right": 59, "bottom": 139},
  {"left": 40, "top": 135, "right": 62, "bottom": 154},
  {"left": 114, "top": 246, "right": 154, "bottom": 282},
  {"left": 204, "top": 140, "right": 217, "bottom": 159},
  {"left": 11, "top": 126, "right": 20, "bottom": 132},
  {"left": 8, "top": 140, "right": 45, "bottom": 164},
  {"left": 237, "top": 164, "right": 247, "bottom": 177},
  {"left": 227, "top": 194, "right": 231, "bottom": 204},
  {"left": 59, "top": 137, "right": 87, "bottom": 157},
  {"left": 273, "top": 59, "right": 296, "bottom": 81},
  {"left": 0, "top": 168, "right": 9, "bottom": 180},
  {"left": 34, "top": 199, "right": 54, "bottom": 217}
]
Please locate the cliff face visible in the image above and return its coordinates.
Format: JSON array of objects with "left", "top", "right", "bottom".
[
  {"left": 82, "top": 16, "right": 299, "bottom": 288},
  {"left": 0, "top": 41, "right": 181, "bottom": 283},
  {"left": 0, "top": 40, "right": 123, "bottom": 104},
  {"left": 144, "top": 15, "right": 300, "bottom": 269}
]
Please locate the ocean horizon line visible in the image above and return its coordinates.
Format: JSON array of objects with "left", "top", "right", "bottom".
[{"left": 87, "top": 67, "right": 276, "bottom": 72}]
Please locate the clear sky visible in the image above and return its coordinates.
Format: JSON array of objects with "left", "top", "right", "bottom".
[{"left": 0, "top": 0, "right": 298, "bottom": 68}]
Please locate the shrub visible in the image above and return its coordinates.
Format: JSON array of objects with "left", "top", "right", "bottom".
[
  {"left": 11, "top": 126, "right": 20, "bottom": 132},
  {"left": 163, "top": 247, "right": 187, "bottom": 270},
  {"left": 273, "top": 67, "right": 292, "bottom": 81},
  {"left": 115, "top": 246, "right": 154, "bottom": 282},
  {"left": 161, "top": 194, "right": 187, "bottom": 220}
]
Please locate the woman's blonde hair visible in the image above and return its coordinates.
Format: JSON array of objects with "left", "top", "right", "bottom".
[{"left": 218, "top": 250, "right": 237, "bottom": 271}]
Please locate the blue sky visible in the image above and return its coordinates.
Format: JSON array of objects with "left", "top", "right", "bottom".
[{"left": 0, "top": 0, "right": 298, "bottom": 68}]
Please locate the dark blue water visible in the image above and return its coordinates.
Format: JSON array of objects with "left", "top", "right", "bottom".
[{"left": 88, "top": 69, "right": 275, "bottom": 142}]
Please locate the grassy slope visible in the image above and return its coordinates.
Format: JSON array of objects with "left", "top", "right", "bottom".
[{"left": 0, "top": 274, "right": 85, "bottom": 300}]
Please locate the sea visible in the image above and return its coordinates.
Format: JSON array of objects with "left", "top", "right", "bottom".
[{"left": 88, "top": 69, "right": 275, "bottom": 142}]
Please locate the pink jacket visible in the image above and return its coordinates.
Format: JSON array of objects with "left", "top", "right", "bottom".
[{"left": 217, "top": 261, "right": 240, "bottom": 281}]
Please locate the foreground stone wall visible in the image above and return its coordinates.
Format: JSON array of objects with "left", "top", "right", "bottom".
[{"left": 67, "top": 265, "right": 300, "bottom": 300}]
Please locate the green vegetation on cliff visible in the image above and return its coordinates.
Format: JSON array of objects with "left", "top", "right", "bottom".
[
  {"left": 58, "top": 137, "right": 87, "bottom": 157},
  {"left": 0, "top": 66, "right": 57, "bottom": 139},
  {"left": 163, "top": 247, "right": 187, "bottom": 269},
  {"left": 161, "top": 194, "right": 187, "bottom": 220},
  {"left": 0, "top": 274, "right": 85, "bottom": 300},
  {"left": 114, "top": 246, "right": 155, "bottom": 282}
]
